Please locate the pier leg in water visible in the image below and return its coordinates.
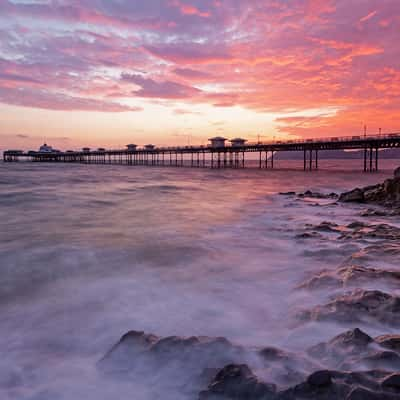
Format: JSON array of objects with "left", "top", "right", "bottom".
[{"left": 369, "top": 146, "right": 373, "bottom": 172}]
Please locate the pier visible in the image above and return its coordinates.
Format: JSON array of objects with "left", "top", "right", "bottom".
[{"left": 3, "top": 133, "right": 400, "bottom": 172}]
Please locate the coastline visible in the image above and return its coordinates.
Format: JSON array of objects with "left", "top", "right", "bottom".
[{"left": 96, "top": 168, "right": 400, "bottom": 399}]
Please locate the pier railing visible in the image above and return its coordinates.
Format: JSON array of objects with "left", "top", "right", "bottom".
[{"left": 3, "top": 132, "right": 400, "bottom": 172}]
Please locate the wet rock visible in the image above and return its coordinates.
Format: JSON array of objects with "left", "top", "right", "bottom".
[
  {"left": 382, "top": 373, "right": 400, "bottom": 389},
  {"left": 344, "top": 243, "right": 400, "bottom": 267},
  {"left": 296, "top": 231, "right": 324, "bottom": 239},
  {"left": 199, "top": 364, "right": 277, "bottom": 400},
  {"left": 298, "top": 191, "right": 338, "bottom": 199},
  {"left": 258, "top": 347, "right": 290, "bottom": 362},
  {"left": 313, "top": 221, "right": 341, "bottom": 232},
  {"left": 307, "top": 370, "right": 332, "bottom": 387},
  {"left": 298, "top": 265, "right": 400, "bottom": 291},
  {"left": 338, "top": 222, "right": 400, "bottom": 241},
  {"left": 100, "top": 329, "right": 400, "bottom": 400},
  {"left": 279, "top": 191, "right": 296, "bottom": 196},
  {"left": 360, "top": 351, "right": 400, "bottom": 370},
  {"left": 346, "top": 386, "right": 399, "bottom": 400},
  {"left": 361, "top": 208, "right": 389, "bottom": 217},
  {"left": 100, "top": 331, "right": 248, "bottom": 396},
  {"left": 307, "top": 328, "right": 373, "bottom": 366},
  {"left": 297, "top": 290, "right": 400, "bottom": 327},
  {"left": 375, "top": 335, "right": 400, "bottom": 351},
  {"left": 278, "top": 371, "right": 350, "bottom": 400},
  {"left": 339, "top": 174, "right": 400, "bottom": 208},
  {"left": 339, "top": 188, "right": 365, "bottom": 202}
]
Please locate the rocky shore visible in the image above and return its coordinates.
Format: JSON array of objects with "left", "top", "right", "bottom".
[
  {"left": 99, "top": 168, "right": 400, "bottom": 399},
  {"left": 339, "top": 167, "right": 400, "bottom": 209}
]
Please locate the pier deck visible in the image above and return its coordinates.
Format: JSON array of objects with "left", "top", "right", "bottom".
[{"left": 4, "top": 133, "right": 400, "bottom": 172}]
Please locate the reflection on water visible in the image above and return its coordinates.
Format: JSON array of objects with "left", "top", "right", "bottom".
[{"left": 0, "top": 160, "right": 398, "bottom": 399}]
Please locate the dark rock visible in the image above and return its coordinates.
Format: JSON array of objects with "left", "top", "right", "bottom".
[
  {"left": 258, "top": 347, "right": 290, "bottom": 362},
  {"left": 344, "top": 243, "right": 400, "bottom": 267},
  {"left": 339, "top": 188, "right": 365, "bottom": 202},
  {"left": 394, "top": 167, "right": 400, "bottom": 179},
  {"left": 100, "top": 331, "right": 249, "bottom": 396},
  {"left": 297, "top": 265, "right": 400, "bottom": 291},
  {"left": 382, "top": 373, "right": 400, "bottom": 389},
  {"left": 375, "top": 335, "right": 400, "bottom": 351},
  {"left": 279, "top": 191, "right": 296, "bottom": 196},
  {"left": 339, "top": 222, "right": 400, "bottom": 241},
  {"left": 199, "top": 364, "right": 276, "bottom": 400},
  {"left": 346, "top": 387, "right": 397, "bottom": 400},
  {"left": 314, "top": 221, "right": 341, "bottom": 232},
  {"left": 298, "top": 290, "right": 400, "bottom": 326},
  {"left": 298, "top": 191, "right": 338, "bottom": 199},
  {"left": 361, "top": 208, "right": 389, "bottom": 217},
  {"left": 307, "top": 328, "right": 373, "bottom": 367},
  {"left": 296, "top": 231, "right": 324, "bottom": 239},
  {"left": 307, "top": 370, "right": 332, "bottom": 387},
  {"left": 361, "top": 351, "right": 400, "bottom": 370},
  {"left": 339, "top": 175, "right": 400, "bottom": 207}
]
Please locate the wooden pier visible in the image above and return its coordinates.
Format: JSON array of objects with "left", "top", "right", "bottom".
[{"left": 3, "top": 133, "right": 400, "bottom": 172}]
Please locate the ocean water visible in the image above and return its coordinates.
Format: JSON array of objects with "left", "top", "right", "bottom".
[{"left": 0, "top": 160, "right": 399, "bottom": 399}]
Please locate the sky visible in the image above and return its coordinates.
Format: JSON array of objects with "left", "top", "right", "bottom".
[{"left": 0, "top": 0, "right": 399, "bottom": 150}]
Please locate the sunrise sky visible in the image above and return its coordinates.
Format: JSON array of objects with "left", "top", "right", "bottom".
[{"left": 1, "top": 0, "right": 399, "bottom": 150}]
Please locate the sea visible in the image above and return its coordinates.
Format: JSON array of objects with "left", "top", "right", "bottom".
[{"left": 0, "top": 159, "right": 399, "bottom": 399}]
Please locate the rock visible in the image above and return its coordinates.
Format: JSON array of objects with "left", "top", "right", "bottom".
[
  {"left": 296, "top": 231, "right": 324, "bottom": 239},
  {"left": 199, "top": 364, "right": 276, "bottom": 400},
  {"left": 307, "top": 370, "right": 332, "bottom": 387},
  {"left": 382, "top": 373, "right": 400, "bottom": 389},
  {"left": 100, "top": 331, "right": 250, "bottom": 397},
  {"left": 298, "top": 191, "right": 338, "bottom": 199},
  {"left": 339, "top": 188, "right": 365, "bottom": 202},
  {"left": 279, "top": 191, "right": 296, "bottom": 196},
  {"left": 298, "top": 290, "right": 400, "bottom": 327},
  {"left": 338, "top": 222, "right": 400, "bottom": 240},
  {"left": 394, "top": 167, "right": 400, "bottom": 179},
  {"left": 375, "top": 335, "right": 400, "bottom": 351},
  {"left": 297, "top": 265, "right": 400, "bottom": 291},
  {"left": 344, "top": 243, "right": 400, "bottom": 267},
  {"left": 346, "top": 387, "right": 397, "bottom": 400},
  {"left": 307, "top": 328, "right": 373, "bottom": 367},
  {"left": 361, "top": 208, "right": 389, "bottom": 217},
  {"left": 258, "top": 347, "right": 290, "bottom": 362},
  {"left": 339, "top": 175, "right": 400, "bottom": 207},
  {"left": 361, "top": 351, "right": 400, "bottom": 370}
]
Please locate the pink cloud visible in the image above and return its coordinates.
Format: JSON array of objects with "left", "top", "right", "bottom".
[
  {"left": 121, "top": 73, "right": 202, "bottom": 99},
  {"left": 0, "top": 0, "right": 399, "bottom": 136}
]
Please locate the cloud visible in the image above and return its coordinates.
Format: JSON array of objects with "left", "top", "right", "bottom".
[
  {"left": 0, "top": 87, "right": 142, "bottom": 112},
  {"left": 0, "top": 0, "right": 399, "bottom": 136},
  {"left": 173, "top": 108, "right": 202, "bottom": 115},
  {"left": 121, "top": 73, "right": 202, "bottom": 99},
  {"left": 360, "top": 10, "right": 378, "bottom": 23},
  {"left": 173, "top": 68, "right": 213, "bottom": 80}
]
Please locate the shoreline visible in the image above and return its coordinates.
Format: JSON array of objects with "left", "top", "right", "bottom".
[{"left": 98, "top": 169, "right": 400, "bottom": 399}]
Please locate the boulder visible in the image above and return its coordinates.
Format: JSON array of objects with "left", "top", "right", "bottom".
[
  {"left": 382, "top": 373, "right": 400, "bottom": 389},
  {"left": 297, "top": 290, "right": 400, "bottom": 327},
  {"left": 307, "top": 370, "right": 332, "bottom": 387},
  {"left": 339, "top": 188, "right": 365, "bottom": 203},
  {"left": 199, "top": 364, "right": 276, "bottom": 400},
  {"left": 339, "top": 174, "right": 400, "bottom": 207},
  {"left": 375, "top": 335, "right": 400, "bottom": 351}
]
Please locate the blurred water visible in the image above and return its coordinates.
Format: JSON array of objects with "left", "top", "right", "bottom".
[{"left": 0, "top": 159, "right": 398, "bottom": 399}]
